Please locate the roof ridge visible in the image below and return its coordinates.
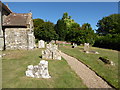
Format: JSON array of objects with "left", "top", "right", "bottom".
[{"left": 11, "top": 13, "right": 30, "bottom": 14}]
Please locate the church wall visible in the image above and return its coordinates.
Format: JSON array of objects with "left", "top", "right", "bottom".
[
  {"left": 0, "top": 2, "right": 11, "bottom": 50},
  {"left": 0, "top": 6, "right": 4, "bottom": 50},
  {"left": 5, "top": 28, "right": 30, "bottom": 50}
]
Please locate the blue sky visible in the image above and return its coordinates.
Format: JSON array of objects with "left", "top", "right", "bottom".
[{"left": 4, "top": 2, "right": 118, "bottom": 30}]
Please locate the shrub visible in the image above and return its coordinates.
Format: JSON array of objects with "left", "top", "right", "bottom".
[{"left": 93, "top": 34, "right": 120, "bottom": 51}]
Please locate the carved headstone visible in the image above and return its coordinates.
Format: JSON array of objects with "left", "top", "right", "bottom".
[
  {"left": 72, "top": 43, "right": 77, "bottom": 48},
  {"left": 42, "top": 43, "right": 61, "bottom": 60},
  {"left": 25, "top": 60, "right": 51, "bottom": 78},
  {"left": 38, "top": 40, "right": 45, "bottom": 48},
  {"left": 84, "top": 43, "right": 89, "bottom": 53}
]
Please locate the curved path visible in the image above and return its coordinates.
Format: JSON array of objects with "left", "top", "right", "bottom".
[{"left": 61, "top": 52, "right": 112, "bottom": 88}]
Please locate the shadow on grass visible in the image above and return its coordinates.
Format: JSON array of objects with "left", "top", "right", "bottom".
[{"left": 39, "top": 55, "right": 42, "bottom": 59}]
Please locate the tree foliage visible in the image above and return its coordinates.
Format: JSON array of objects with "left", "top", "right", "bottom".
[
  {"left": 66, "top": 23, "right": 95, "bottom": 45},
  {"left": 34, "top": 13, "right": 95, "bottom": 45},
  {"left": 96, "top": 14, "right": 120, "bottom": 35},
  {"left": 54, "top": 19, "right": 67, "bottom": 41},
  {"left": 33, "top": 19, "right": 58, "bottom": 42},
  {"left": 94, "top": 14, "right": 120, "bottom": 50},
  {"left": 55, "top": 12, "right": 95, "bottom": 45}
]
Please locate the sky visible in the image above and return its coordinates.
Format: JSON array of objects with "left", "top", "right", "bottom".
[{"left": 3, "top": 2, "right": 118, "bottom": 30}]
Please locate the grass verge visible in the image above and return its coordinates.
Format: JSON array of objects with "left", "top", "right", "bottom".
[
  {"left": 2, "top": 49, "right": 86, "bottom": 88},
  {"left": 59, "top": 45, "right": 118, "bottom": 88}
]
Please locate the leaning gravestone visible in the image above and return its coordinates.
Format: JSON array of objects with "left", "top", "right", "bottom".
[
  {"left": 84, "top": 43, "right": 90, "bottom": 53},
  {"left": 42, "top": 43, "right": 61, "bottom": 60},
  {"left": 25, "top": 60, "right": 51, "bottom": 78},
  {"left": 38, "top": 40, "right": 45, "bottom": 48}
]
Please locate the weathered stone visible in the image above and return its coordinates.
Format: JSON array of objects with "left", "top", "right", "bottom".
[
  {"left": 28, "top": 33, "right": 35, "bottom": 49},
  {"left": 26, "top": 65, "right": 35, "bottom": 78},
  {"left": 50, "top": 40, "right": 55, "bottom": 44},
  {"left": 0, "top": 3, "right": 35, "bottom": 50},
  {"left": 42, "top": 43, "right": 61, "bottom": 60},
  {"left": 38, "top": 40, "right": 45, "bottom": 48},
  {"left": 25, "top": 60, "right": 51, "bottom": 78},
  {"left": 110, "top": 61, "right": 115, "bottom": 66},
  {"left": 0, "top": 38, "right": 4, "bottom": 50},
  {"left": 4, "top": 28, "right": 35, "bottom": 50},
  {"left": 84, "top": 43, "right": 90, "bottom": 53},
  {"left": 80, "top": 44, "right": 83, "bottom": 46},
  {"left": 95, "top": 51, "right": 99, "bottom": 54}
]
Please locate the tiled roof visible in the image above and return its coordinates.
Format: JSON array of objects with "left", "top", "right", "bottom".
[
  {"left": 0, "top": 1, "right": 12, "bottom": 13},
  {"left": 3, "top": 13, "right": 31, "bottom": 27}
]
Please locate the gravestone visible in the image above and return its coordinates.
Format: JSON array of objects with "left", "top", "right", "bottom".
[
  {"left": 42, "top": 43, "right": 61, "bottom": 60},
  {"left": 80, "top": 44, "right": 83, "bottom": 46},
  {"left": 25, "top": 60, "right": 51, "bottom": 78},
  {"left": 72, "top": 43, "right": 77, "bottom": 48},
  {"left": 50, "top": 40, "right": 55, "bottom": 44},
  {"left": 38, "top": 40, "right": 45, "bottom": 48},
  {"left": 84, "top": 43, "right": 90, "bottom": 53}
]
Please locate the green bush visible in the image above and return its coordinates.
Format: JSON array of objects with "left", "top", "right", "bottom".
[
  {"left": 93, "top": 34, "right": 120, "bottom": 50},
  {"left": 35, "top": 39, "right": 39, "bottom": 43}
]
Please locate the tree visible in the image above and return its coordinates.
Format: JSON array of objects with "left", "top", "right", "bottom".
[
  {"left": 55, "top": 12, "right": 79, "bottom": 41},
  {"left": 55, "top": 19, "right": 67, "bottom": 41},
  {"left": 62, "top": 12, "right": 69, "bottom": 19},
  {"left": 33, "top": 18, "right": 44, "bottom": 28},
  {"left": 66, "top": 23, "right": 95, "bottom": 45},
  {"left": 96, "top": 14, "right": 120, "bottom": 35},
  {"left": 94, "top": 14, "right": 120, "bottom": 50},
  {"left": 33, "top": 19, "right": 58, "bottom": 41}
]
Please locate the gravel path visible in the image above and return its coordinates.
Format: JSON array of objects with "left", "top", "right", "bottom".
[{"left": 61, "top": 52, "right": 112, "bottom": 88}]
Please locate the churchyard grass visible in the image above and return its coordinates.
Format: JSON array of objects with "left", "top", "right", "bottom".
[
  {"left": 59, "top": 45, "right": 118, "bottom": 88},
  {"left": 2, "top": 49, "right": 86, "bottom": 88}
]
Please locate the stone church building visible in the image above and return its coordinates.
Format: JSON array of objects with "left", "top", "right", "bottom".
[{"left": 0, "top": 2, "right": 35, "bottom": 50}]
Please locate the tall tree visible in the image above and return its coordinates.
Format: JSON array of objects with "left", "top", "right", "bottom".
[
  {"left": 81, "top": 23, "right": 95, "bottom": 44},
  {"left": 55, "top": 19, "right": 67, "bottom": 40},
  {"left": 33, "top": 19, "right": 58, "bottom": 41},
  {"left": 55, "top": 12, "right": 79, "bottom": 41},
  {"left": 96, "top": 14, "right": 120, "bottom": 35},
  {"left": 33, "top": 18, "right": 44, "bottom": 28}
]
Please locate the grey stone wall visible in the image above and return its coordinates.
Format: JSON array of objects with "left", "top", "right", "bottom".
[
  {"left": 0, "top": 2, "right": 11, "bottom": 51},
  {"left": 5, "top": 28, "right": 35, "bottom": 50},
  {"left": 0, "top": 3, "right": 3, "bottom": 50},
  {"left": 28, "top": 33, "right": 35, "bottom": 49}
]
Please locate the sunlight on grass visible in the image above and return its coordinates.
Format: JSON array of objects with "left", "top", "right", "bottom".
[
  {"left": 2, "top": 49, "right": 86, "bottom": 88},
  {"left": 60, "top": 45, "right": 118, "bottom": 88}
]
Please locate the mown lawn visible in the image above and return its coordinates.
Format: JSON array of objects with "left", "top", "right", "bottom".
[
  {"left": 2, "top": 49, "right": 86, "bottom": 88},
  {"left": 59, "top": 45, "right": 119, "bottom": 88}
]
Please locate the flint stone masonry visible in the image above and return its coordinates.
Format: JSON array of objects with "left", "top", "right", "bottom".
[
  {"left": 0, "top": 38, "right": 4, "bottom": 50},
  {"left": 4, "top": 28, "right": 35, "bottom": 50},
  {"left": 25, "top": 60, "right": 51, "bottom": 78},
  {"left": 1, "top": 4, "right": 35, "bottom": 50},
  {"left": 84, "top": 43, "right": 90, "bottom": 53},
  {"left": 42, "top": 43, "right": 61, "bottom": 60},
  {"left": 0, "top": 2, "right": 11, "bottom": 51},
  {"left": 38, "top": 40, "right": 45, "bottom": 48}
]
